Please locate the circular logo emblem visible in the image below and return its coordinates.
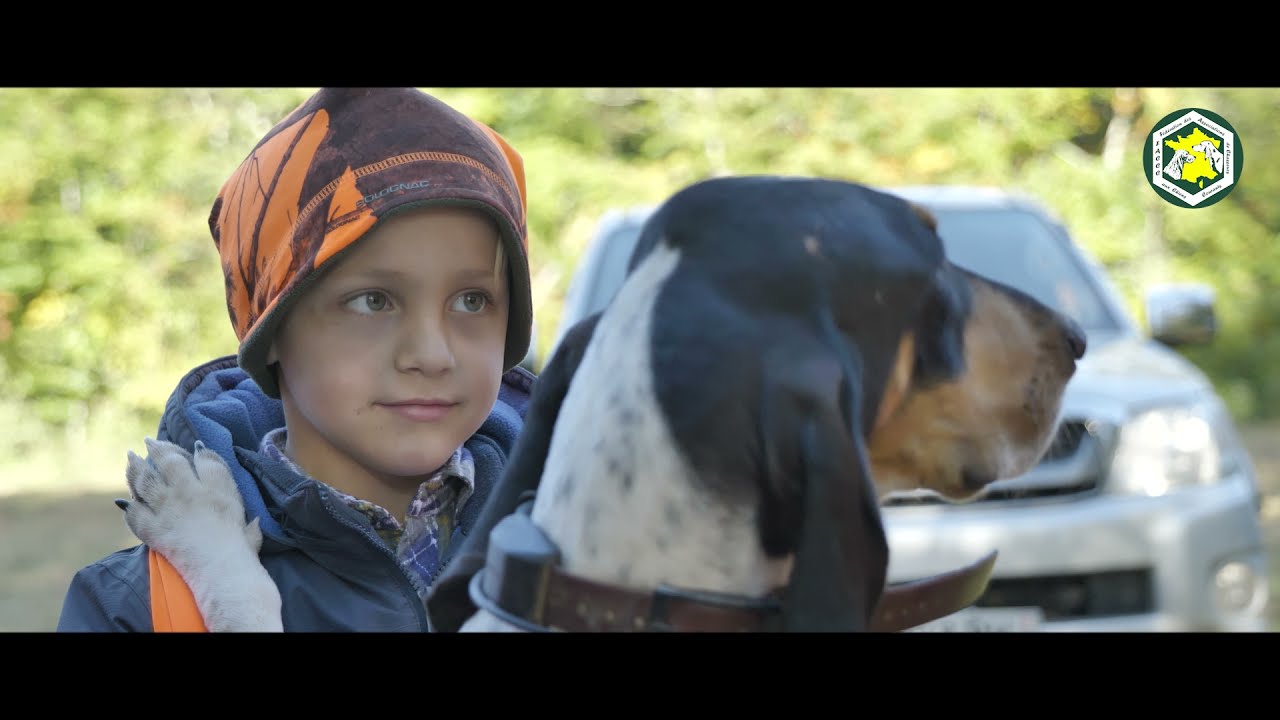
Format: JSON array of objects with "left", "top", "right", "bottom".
[{"left": 1143, "top": 108, "right": 1243, "bottom": 208}]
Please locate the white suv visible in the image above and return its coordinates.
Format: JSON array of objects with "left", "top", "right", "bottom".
[{"left": 550, "top": 185, "right": 1269, "bottom": 632}]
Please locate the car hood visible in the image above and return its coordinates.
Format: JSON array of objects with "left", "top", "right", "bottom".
[{"left": 1058, "top": 330, "right": 1216, "bottom": 425}]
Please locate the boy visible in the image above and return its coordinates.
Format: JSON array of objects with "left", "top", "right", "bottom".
[{"left": 56, "top": 87, "right": 536, "bottom": 631}]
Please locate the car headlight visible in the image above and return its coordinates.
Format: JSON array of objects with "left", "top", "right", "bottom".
[{"left": 1108, "top": 398, "right": 1242, "bottom": 497}]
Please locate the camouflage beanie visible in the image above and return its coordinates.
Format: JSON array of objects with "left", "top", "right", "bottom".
[{"left": 209, "top": 87, "right": 531, "bottom": 398}]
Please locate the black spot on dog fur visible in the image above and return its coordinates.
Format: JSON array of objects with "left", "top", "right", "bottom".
[
  {"left": 583, "top": 503, "right": 600, "bottom": 559},
  {"left": 664, "top": 500, "right": 683, "bottom": 529},
  {"left": 555, "top": 473, "right": 576, "bottom": 503}
]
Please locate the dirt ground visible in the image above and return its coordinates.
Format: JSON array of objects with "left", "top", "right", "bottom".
[
  {"left": 4, "top": 422, "right": 1278, "bottom": 632},
  {"left": 0, "top": 489, "right": 138, "bottom": 631}
]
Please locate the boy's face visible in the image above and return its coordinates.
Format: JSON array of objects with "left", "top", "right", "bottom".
[{"left": 268, "top": 206, "right": 509, "bottom": 488}]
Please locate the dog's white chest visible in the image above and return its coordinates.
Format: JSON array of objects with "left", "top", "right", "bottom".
[{"left": 531, "top": 243, "right": 781, "bottom": 596}]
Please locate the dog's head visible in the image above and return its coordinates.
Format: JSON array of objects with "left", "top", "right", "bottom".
[
  {"left": 627, "top": 175, "right": 1083, "bottom": 630},
  {"left": 637, "top": 176, "right": 1083, "bottom": 503},
  {"left": 866, "top": 251, "right": 1086, "bottom": 501}
]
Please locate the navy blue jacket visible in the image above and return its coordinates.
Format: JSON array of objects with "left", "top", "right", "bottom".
[{"left": 56, "top": 355, "right": 532, "bottom": 631}]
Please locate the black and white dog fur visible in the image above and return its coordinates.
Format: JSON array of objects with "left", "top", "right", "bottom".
[{"left": 123, "top": 176, "right": 1085, "bottom": 632}]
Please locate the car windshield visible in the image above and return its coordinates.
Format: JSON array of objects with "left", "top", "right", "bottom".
[{"left": 927, "top": 207, "right": 1119, "bottom": 332}]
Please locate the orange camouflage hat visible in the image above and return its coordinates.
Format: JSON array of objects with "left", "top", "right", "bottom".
[{"left": 209, "top": 87, "right": 531, "bottom": 398}]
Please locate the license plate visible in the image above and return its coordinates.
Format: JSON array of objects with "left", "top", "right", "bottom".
[{"left": 906, "top": 606, "right": 1044, "bottom": 632}]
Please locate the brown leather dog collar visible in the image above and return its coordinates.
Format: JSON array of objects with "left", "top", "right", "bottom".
[
  {"left": 469, "top": 549, "right": 999, "bottom": 633},
  {"left": 869, "top": 550, "right": 998, "bottom": 632}
]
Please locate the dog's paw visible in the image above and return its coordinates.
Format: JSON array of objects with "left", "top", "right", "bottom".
[
  {"left": 121, "top": 438, "right": 282, "bottom": 632},
  {"left": 123, "top": 438, "right": 251, "bottom": 556}
]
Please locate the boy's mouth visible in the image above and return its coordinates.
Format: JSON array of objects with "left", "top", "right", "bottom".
[{"left": 378, "top": 399, "right": 460, "bottom": 423}]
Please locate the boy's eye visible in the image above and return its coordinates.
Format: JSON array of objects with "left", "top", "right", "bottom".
[
  {"left": 451, "top": 291, "right": 489, "bottom": 314},
  {"left": 347, "top": 291, "right": 390, "bottom": 314}
]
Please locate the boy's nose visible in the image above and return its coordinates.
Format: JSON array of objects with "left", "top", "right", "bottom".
[{"left": 396, "top": 318, "right": 457, "bottom": 375}]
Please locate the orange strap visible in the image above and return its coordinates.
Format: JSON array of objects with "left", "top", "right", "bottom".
[{"left": 148, "top": 549, "right": 208, "bottom": 632}]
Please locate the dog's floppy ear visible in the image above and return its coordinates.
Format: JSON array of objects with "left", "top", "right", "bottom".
[
  {"left": 889, "top": 200, "right": 971, "bottom": 385},
  {"left": 912, "top": 263, "right": 973, "bottom": 385},
  {"left": 425, "top": 312, "right": 602, "bottom": 632},
  {"left": 894, "top": 199, "right": 971, "bottom": 386},
  {"left": 873, "top": 333, "right": 915, "bottom": 434},
  {"left": 758, "top": 337, "right": 889, "bottom": 632}
]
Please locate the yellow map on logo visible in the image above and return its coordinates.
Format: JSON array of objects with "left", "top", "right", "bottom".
[{"left": 1163, "top": 128, "right": 1224, "bottom": 187}]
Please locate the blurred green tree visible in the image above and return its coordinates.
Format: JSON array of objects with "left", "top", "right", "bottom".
[{"left": 1, "top": 86, "right": 1276, "bottom": 464}]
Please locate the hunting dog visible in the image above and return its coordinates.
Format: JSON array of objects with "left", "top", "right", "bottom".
[{"left": 123, "top": 176, "right": 1084, "bottom": 632}]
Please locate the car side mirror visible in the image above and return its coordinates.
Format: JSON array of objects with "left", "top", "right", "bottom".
[{"left": 1144, "top": 283, "right": 1216, "bottom": 347}]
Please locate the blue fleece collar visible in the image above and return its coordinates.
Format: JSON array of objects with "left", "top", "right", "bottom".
[
  {"left": 170, "top": 360, "right": 288, "bottom": 538},
  {"left": 157, "top": 357, "right": 536, "bottom": 542}
]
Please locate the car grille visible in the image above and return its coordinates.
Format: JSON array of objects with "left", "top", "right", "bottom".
[
  {"left": 1038, "top": 420, "right": 1088, "bottom": 462},
  {"left": 976, "top": 568, "right": 1154, "bottom": 619}
]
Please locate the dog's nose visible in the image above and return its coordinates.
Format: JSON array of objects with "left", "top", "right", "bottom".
[{"left": 1062, "top": 316, "right": 1087, "bottom": 359}]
